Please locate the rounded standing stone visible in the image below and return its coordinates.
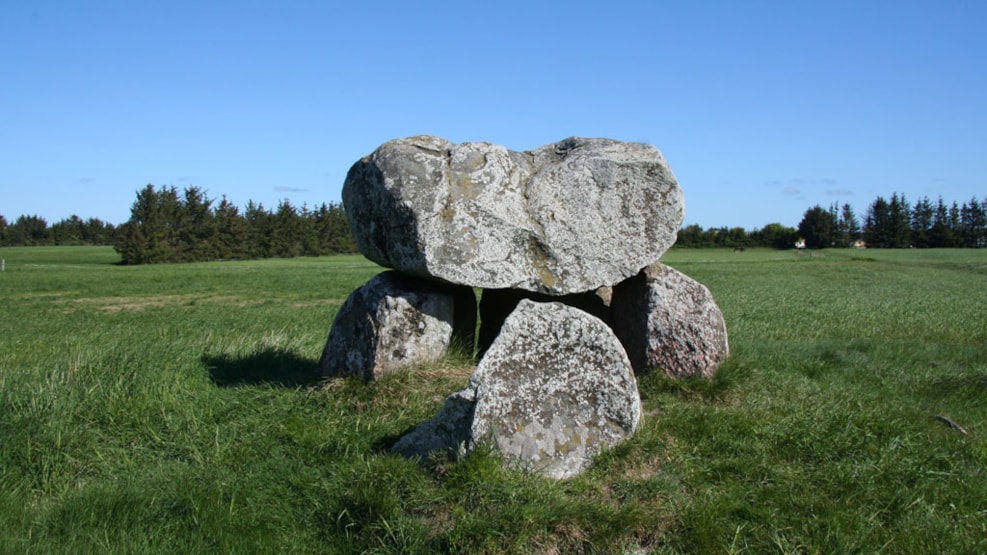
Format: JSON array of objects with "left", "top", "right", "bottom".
[
  {"left": 319, "top": 271, "right": 475, "bottom": 381},
  {"left": 610, "top": 262, "right": 729, "bottom": 379}
]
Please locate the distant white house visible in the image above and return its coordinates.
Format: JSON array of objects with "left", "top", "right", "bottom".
[{"left": 795, "top": 238, "right": 807, "bottom": 250}]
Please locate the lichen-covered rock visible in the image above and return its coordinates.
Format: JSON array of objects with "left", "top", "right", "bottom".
[
  {"left": 319, "top": 271, "right": 476, "bottom": 381},
  {"left": 610, "top": 262, "right": 729, "bottom": 379},
  {"left": 393, "top": 299, "right": 641, "bottom": 479},
  {"left": 343, "top": 135, "right": 684, "bottom": 295}
]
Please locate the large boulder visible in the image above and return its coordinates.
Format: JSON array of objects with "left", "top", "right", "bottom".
[
  {"left": 343, "top": 135, "right": 684, "bottom": 295},
  {"left": 610, "top": 262, "right": 729, "bottom": 379},
  {"left": 393, "top": 299, "right": 641, "bottom": 479},
  {"left": 319, "top": 271, "right": 476, "bottom": 381}
]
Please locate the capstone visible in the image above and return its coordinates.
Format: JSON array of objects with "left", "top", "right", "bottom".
[{"left": 343, "top": 135, "right": 684, "bottom": 295}]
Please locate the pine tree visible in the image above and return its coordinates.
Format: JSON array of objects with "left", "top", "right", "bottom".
[
  {"left": 115, "top": 185, "right": 162, "bottom": 263},
  {"left": 840, "top": 203, "right": 860, "bottom": 247},
  {"left": 929, "top": 197, "right": 955, "bottom": 247},
  {"left": 311, "top": 202, "right": 357, "bottom": 254},
  {"left": 949, "top": 202, "right": 962, "bottom": 243},
  {"left": 51, "top": 215, "right": 85, "bottom": 245},
  {"left": 8, "top": 215, "right": 52, "bottom": 246},
  {"left": 213, "top": 196, "right": 248, "bottom": 259},
  {"left": 910, "top": 196, "right": 934, "bottom": 248},
  {"left": 0, "top": 214, "right": 8, "bottom": 246},
  {"left": 178, "top": 186, "right": 217, "bottom": 261},
  {"left": 270, "top": 200, "right": 307, "bottom": 258},
  {"left": 960, "top": 197, "right": 986, "bottom": 248},
  {"left": 243, "top": 201, "right": 271, "bottom": 259},
  {"left": 864, "top": 196, "right": 891, "bottom": 247},
  {"left": 888, "top": 193, "right": 912, "bottom": 247}
]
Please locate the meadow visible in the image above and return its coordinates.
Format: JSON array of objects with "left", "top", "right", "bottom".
[{"left": 0, "top": 246, "right": 985, "bottom": 554}]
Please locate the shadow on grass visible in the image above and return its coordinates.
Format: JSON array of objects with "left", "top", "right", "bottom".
[
  {"left": 370, "top": 427, "right": 418, "bottom": 454},
  {"left": 203, "top": 348, "right": 322, "bottom": 387}
]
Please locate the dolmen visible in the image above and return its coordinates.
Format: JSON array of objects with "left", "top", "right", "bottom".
[{"left": 319, "top": 135, "right": 729, "bottom": 478}]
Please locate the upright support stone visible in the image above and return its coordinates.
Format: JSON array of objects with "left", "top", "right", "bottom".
[
  {"left": 610, "top": 262, "right": 729, "bottom": 379},
  {"left": 394, "top": 299, "right": 641, "bottom": 479},
  {"left": 319, "top": 271, "right": 476, "bottom": 381}
]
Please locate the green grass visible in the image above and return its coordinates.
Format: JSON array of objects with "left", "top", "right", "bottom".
[{"left": 1, "top": 246, "right": 985, "bottom": 553}]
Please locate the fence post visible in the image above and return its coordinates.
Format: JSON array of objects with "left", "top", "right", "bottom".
[{"left": 1, "top": 259, "right": 4, "bottom": 272}]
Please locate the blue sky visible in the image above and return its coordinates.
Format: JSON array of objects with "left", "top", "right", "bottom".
[{"left": 2, "top": 1, "right": 985, "bottom": 229}]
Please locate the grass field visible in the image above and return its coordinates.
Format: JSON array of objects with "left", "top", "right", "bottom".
[{"left": 1, "top": 246, "right": 985, "bottom": 553}]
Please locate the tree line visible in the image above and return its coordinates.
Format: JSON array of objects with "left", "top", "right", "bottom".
[
  {"left": 0, "top": 213, "right": 117, "bottom": 247},
  {"left": 797, "top": 194, "right": 986, "bottom": 249},
  {"left": 1, "top": 185, "right": 358, "bottom": 263},
  {"left": 4, "top": 187, "right": 984, "bottom": 256},
  {"left": 111, "top": 185, "right": 358, "bottom": 264},
  {"left": 676, "top": 193, "right": 986, "bottom": 250}
]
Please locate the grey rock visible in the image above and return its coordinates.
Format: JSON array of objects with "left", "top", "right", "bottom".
[
  {"left": 610, "top": 262, "right": 729, "bottom": 379},
  {"left": 394, "top": 299, "right": 641, "bottom": 479},
  {"left": 319, "top": 271, "right": 476, "bottom": 381},
  {"left": 343, "top": 135, "right": 684, "bottom": 295}
]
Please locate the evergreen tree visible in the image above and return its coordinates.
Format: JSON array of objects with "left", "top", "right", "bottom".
[
  {"left": 864, "top": 196, "right": 891, "bottom": 247},
  {"left": 270, "top": 200, "right": 308, "bottom": 258},
  {"left": 312, "top": 202, "right": 357, "bottom": 254},
  {"left": 838, "top": 203, "right": 860, "bottom": 247},
  {"left": 213, "top": 196, "right": 248, "bottom": 259},
  {"left": 0, "top": 214, "right": 9, "bottom": 245},
  {"left": 960, "top": 197, "right": 986, "bottom": 248},
  {"left": 865, "top": 193, "right": 912, "bottom": 248},
  {"left": 49, "top": 215, "right": 114, "bottom": 245},
  {"left": 888, "top": 193, "right": 912, "bottom": 247},
  {"left": 910, "top": 196, "right": 934, "bottom": 248},
  {"left": 243, "top": 201, "right": 272, "bottom": 258},
  {"left": 949, "top": 202, "right": 962, "bottom": 244},
  {"left": 7, "top": 215, "right": 52, "bottom": 246},
  {"left": 116, "top": 185, "right": 157, "bottom": 263},
  {"left": 929, "top": 197, "right": 955, "bottom": 247},
  {"left": 178, "top": 186, "right": 216, "bottom": 261},
  {"left": 51, "top": 215, "right": 85, "bottom": 245},
  {"left": 114, "top": 184, "right": 184, "bottom": 263},
  {"left": 83, "top": 218, "right": 115, "bottom": 245}
]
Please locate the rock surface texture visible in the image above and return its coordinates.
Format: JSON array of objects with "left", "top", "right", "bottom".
[
  {"left": 610, "top": 262, "right": 729, "bottom": 378},
  {"left": 319, "top": 271, "right": 476, "bottom": 381},
  {"left": 393, "top": 300, "right": 641, "bottom": 479},
  {"left": 343, "top": 135, "right": 685, "bottom": 295}
]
